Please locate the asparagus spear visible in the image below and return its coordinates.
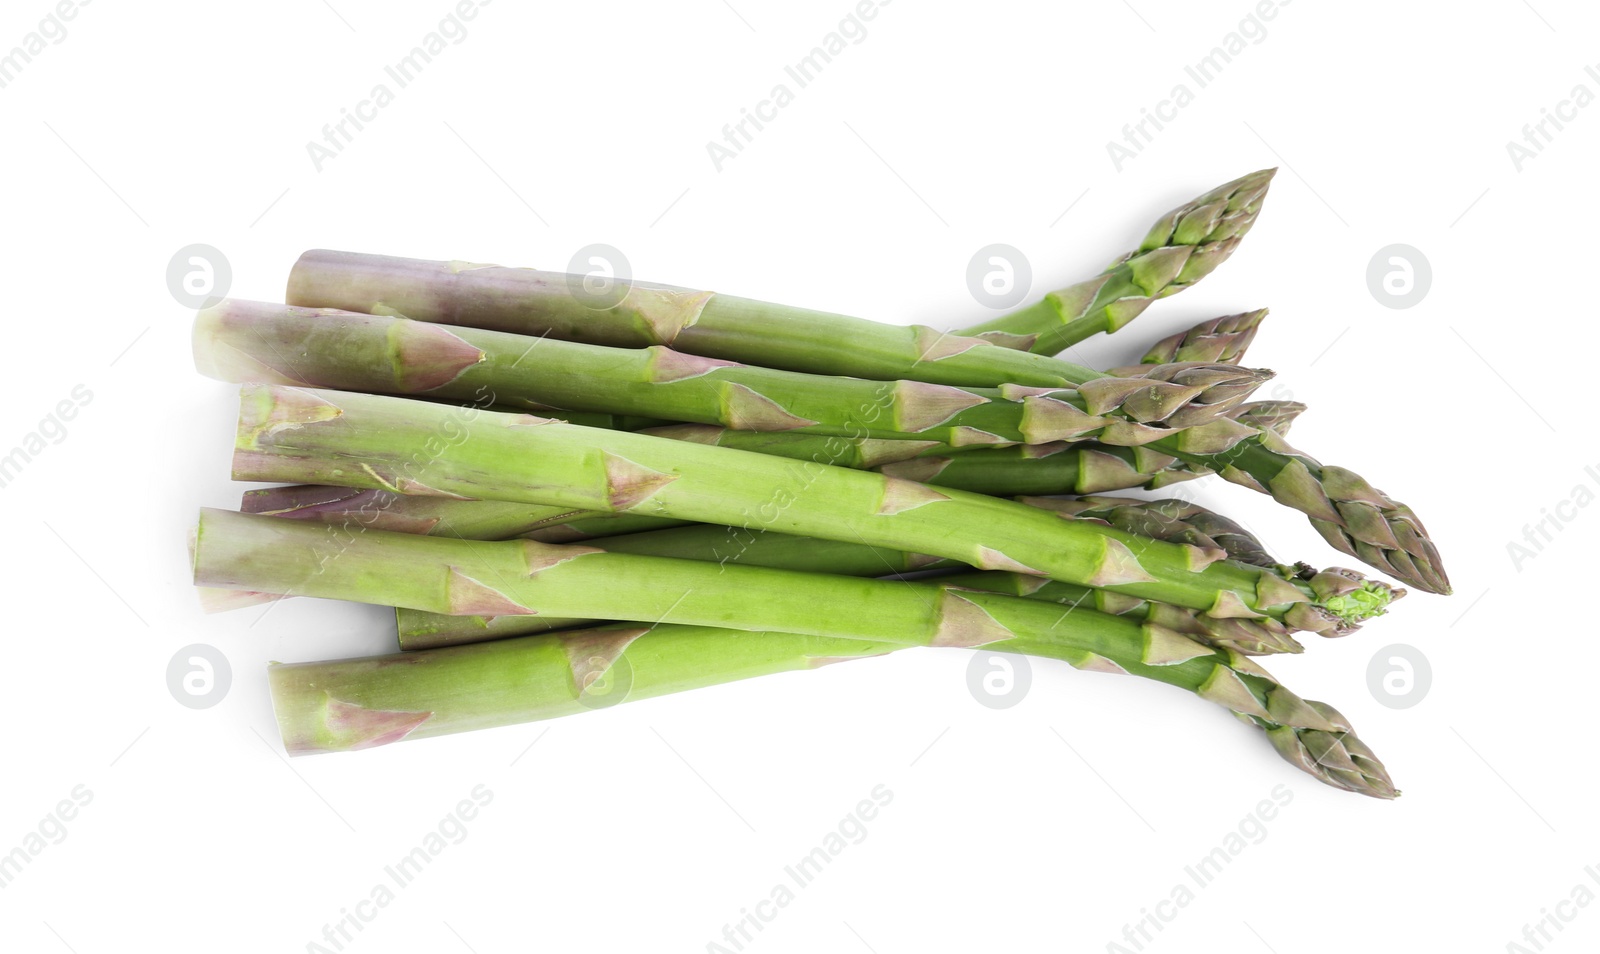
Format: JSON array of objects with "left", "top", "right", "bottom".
[
  {"left": 397, "top": 572, "right": 1302, "bottom": 655},
  {"left": 1258, "top": 701, "right": 1398, "bottom": 798},
  {"left": 639, "top": 400, "right": 1303, "bottom": 501},
  {"left": 229, "top": 386, "right": 1398, "bottom": 632},
  {"left": 196, "top": 506, "right": 1261, "bottom": 652},
  {"left": 1140, "top": 309, "right": 1268, "bottom": 365},
  {"left": 250, "top": 399, "right": 1306, "bottom": 532},
  {"left": 268, "top": 609, "right": 1392, "bottom": 797},
  {"left": 270, "top": 624, "right": 893, "bottom": 753},
  {"left": 241, "top": 485, "right": 687, "bottom": 542},
  {"left": 936, "top": 372, "right": 1439, "bottom": 595},
  {"left": 284, "top": 173, "right": 1268, "bottom": 372},
  {"left": 938, "top": 571, "right": 1302, "bottom": 656},
  {"left": 390, "top": 495, "right": 1308, "bottom": 653},
  {"left": 284, "top": 254, "right": 1130, "bottom": 390},
  {"left": 394, "top": 523, "right": 955, "bottom": 650},
  {"left": 1143, "top": 418, "right": 1451, "bottom": 595},
  {"left": 246, "top": 395, "right": 1312, "bottom": 544},
  {"left": 193, "top": 506, "right": 1305, "bottom": 641},
  {"left": 1021, "top": 496, "right": 1288, "bottom": 571},
  {"left": 241, "top": 465, "right": 1312, "bottom": 652},
  {"left": 878, "top": 439, "right": 1201, "bottom": 495},
  {"left": 654, "top": 400, "right": 1305, "bottom": 496},
  {"left": 954, "top": 171, "right": 1275, "bottom": 354},
  {"left": 196, "top": 300, "right": 1267, "bottom": 447},
  {"left": 947, "top": 493, "right": 1318, "bottom": 653},
  {"left": 254, "top": 404, "right": 1304, "bottom": 513}
]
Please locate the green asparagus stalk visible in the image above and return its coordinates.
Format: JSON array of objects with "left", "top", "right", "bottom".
[
  {"left": 248, "top": 399, "right": 1307, "bottom": 533},
  {"left": 284, "top": 173, "right": 1268, "bottom": 371},
  {"left": 868, "top": 400, "right": 1293, "bottom": 495},
  {"left": 282, "top": 253, "right": 1135, "bottom": 391},
  {"left": 652, "top": 399, "right": 1304, "bottom": 496},
  {"left": 1013, "top": 495, "right": 1385, "bottom": 648},
  {"left": 939, "top": 571, "right": 1303, "bottom": 656},
  {"left": 941, "top": 370, "right": 1442, "bottom": 595},
  {"left": 240, "top": 470, "right": 1313, "bottom": 652},
  {"left": 270, "top": 624, "right": 893, "bottom": 753},
  {"left": 953, "top": 492, "right": 1319, "bottom": 652},
  {"left": 268, "top": 606, "right": 1392, "bottom": 797},
  {"left": 648, "top": 423, "right": 1212, "bottom": 494},
  {"left": 244, "top": 477, "right": 1269, "bottom": 549},
  {"left": 1140, "top": 416, "right": 1451, "bottom": 594},
  {"left": 241, "top": 484, "right": 687, "bottom": 542},
  {"left": 1021, "top": 496, "right": 1288, "bottom": 571},
  {"left": 953, "top": 171, "right": 1276, "bottom": 354},
  {"left": 230, "top": 386, "right": 1398, "bottom": 632},
  {"left": 196, "top": 300, "right": 1268, "bottom": 447},
  {"left": 231, "top": 424, "right": 1281, "bottom": 538},
  {"left": 390, "top": 494, "right": 1310, "bottom": 652},
  {"left": 878, "top": 440, "right": 1202, "bottom": 495},
  {"left": 1140, "top": 309, "right": 1268, "bottom": 365},
  {"left": 394, "top": 523, "right": 955, "bottom": 650},
  {"left": 397, "top": 572, "right": 1302, "bottom": 655},
  {"left": 194, "top": 507, "right": 1259, "bottom": 652},
  {"left": 234, "top": 494, "right": 950, "bottom": 641},
  {"left": 193, "top": 505, "right": 1294, "bottom": 643}
]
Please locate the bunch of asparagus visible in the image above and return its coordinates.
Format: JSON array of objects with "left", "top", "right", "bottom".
[{"left": 191, "top": 169, "right": 1446, "bottom": 799}]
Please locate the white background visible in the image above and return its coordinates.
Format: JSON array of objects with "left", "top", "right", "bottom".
[{"left": 2, "top": 1, "right": 1594, "bottom": 951}]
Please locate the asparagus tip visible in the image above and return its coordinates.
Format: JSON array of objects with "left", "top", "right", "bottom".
[
  {"left": 1227, "top": 399, "right": 1307, "bottom": 437},
  {"left": 1139, "top": 308, "right": 1270, "bottom": 366},
  {"left": 1265, "top": 700, "right": 1399, "bottom": 799}
]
